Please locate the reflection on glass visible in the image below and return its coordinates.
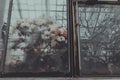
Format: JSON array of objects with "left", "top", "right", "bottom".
[
  {"left": 5, "top": 0, "right": 68, "bottom": 73},
  {"left": 78, "top": 5, "right": 120, "bottom": 75}
]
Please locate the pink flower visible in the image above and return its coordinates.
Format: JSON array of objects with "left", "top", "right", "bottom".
[
  {"left": 55, "top": 28, "right": 61, "bottom": 35},
  {"left": 51, "top": 40, "right": 58, "bottom": 47},
  {"left": 63, "top": 29, "right": 67, "bottom": 38}
]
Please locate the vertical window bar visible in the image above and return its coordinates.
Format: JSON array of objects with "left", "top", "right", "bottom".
[
  {"left": 1, "top": 0, "right": 13, "bottom": 73},
  {"left": 45, "top": 0, "right": 49, "bottom": 17},
  {"left": 55, "top": 0, "right": 57, "bottom": 20},
  {"left": 76, "top": 1, "right": 82, "bottom": 71},
  {"left": 17, "top": 0, "right": 22, "bottom": 19}
]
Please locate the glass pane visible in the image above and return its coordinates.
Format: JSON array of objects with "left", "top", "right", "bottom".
[
  {"left": 4, "top": 0, "right": 68, "bottom": 74},
  {"left": 78, "top": 4, "right": 120, "bottom": 75},
  {"left": 0, "top": 40, "right": 3, "bottom": 71},
  {"left": 0, "top": 0, "right": 8, "bottom": 72}
]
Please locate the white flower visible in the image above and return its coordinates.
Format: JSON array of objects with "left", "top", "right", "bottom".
[
  {"left": 9, "top": 49, "right": 26, "bottom": 64},
  {"left": 20, "top": 35, "right": 25, "bottom": 39},
  {"left": 49, "top": 24, "right": 58, "bottom": 31},
  {"left": 44, "top": 31, "right": 50, "bottom": 35},
  {"left": 10, "top": 24, "right": 17, "bottom": 34},
  {"left": 40, "top": 58, "right": 44, "bottom": 61},
  {"left": 9, "top": 56, "right": 18, "bottom": 65},
  {"left": 25, "top": 36, "right": 32, "bottom": 43},
  {"left": 18, "top": 42, "right": 27, "bottom": 48},
  {"left": 41, "top": 19, "right": 47, "bottom": 25},
  {"left": 26, "top": 27, "right": 32, "bottom": 32},
  {"left": 40, "top": 29, "right": 51, "bottom": 40},
  {"left": 56, "top": 36, "right": 65, "bottom": 42},
  {"left": 112, "top": 31, "right": 115, "bottom": 34},
  {"left": 41, "top": 34, "right": 50, "bottom": 40},
  {"left": 51, "top": 40, "right": 57, "bottom": 47},
  {"left": 8, "top": 42, "right": 14, "bottom": 48},
  {"left": 20, "top": 22, "right": 29, "bottom": 27},
  {"left": 11, "top": 49, "right": 26, "bottom": 62},
  {"left": 50, "top": 33, "right": 56, "bottom": 38},
  {"left": 44, "top": 48, "right": 48, "bottom": 53},
  {"left": 9, "top": 30, "right": 20, "bottom": 40},
  {"left": 59, "top": 27, "right": 66, "bottom": 34},
  {"left": 30, "top": 24, "right": 36, "bottom": 29}
]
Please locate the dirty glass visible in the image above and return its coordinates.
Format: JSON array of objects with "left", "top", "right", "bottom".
[
  {"left": 4, "top": 0, "right": 69, "bottom": 73},
  {"left": 77, "top": 4, "right": 120, "bottom": 75},
  {"left": 0, "top": 0, "right": 7, "bottom": 73},
  {"left": 0, "top": 38, "right": 3, "bottom": 72}
]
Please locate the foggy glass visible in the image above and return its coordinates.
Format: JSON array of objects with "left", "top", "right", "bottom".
[
  {"left": 78, "top": 4, "right": 120, "bottom": 75},
  {"left": 4, "top": 0, "right": 68, "bottom": 73}
]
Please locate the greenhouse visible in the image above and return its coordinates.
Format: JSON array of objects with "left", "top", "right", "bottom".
[{"left": 0, "top": 0, "right": 120, "bottom": 77}]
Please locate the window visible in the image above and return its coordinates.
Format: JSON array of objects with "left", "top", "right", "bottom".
[
  {"left": 0, "top": 0, "right": 71, "bottom": 77},
  {"left": 73, "top": 0, "right": 120, "bottom": 76},
  {"left": 1, "top": 0, "right": 120, "bottom": 77}
]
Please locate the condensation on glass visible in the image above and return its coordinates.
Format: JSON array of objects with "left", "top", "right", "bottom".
[
  {"left": 76, "top": 4, "right": 120, "bottom": 75},
  {"left": 4, "top": 0, "right": 68, "bottom": 73}
]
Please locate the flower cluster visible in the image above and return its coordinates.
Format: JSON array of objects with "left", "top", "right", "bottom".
[
  {"left": 8, "top": 17, "right": 67, "bottom": 66},
  {"left": 49, "top": 27, "right": 67, "bottom": 48}
]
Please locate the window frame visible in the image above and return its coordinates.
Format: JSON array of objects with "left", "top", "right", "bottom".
[
  {"left": 72, "top": 0, "right": 120, "bottom": 77},
  {"left": 0, "top": 0, "right": 74, "bottom": 77}
]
